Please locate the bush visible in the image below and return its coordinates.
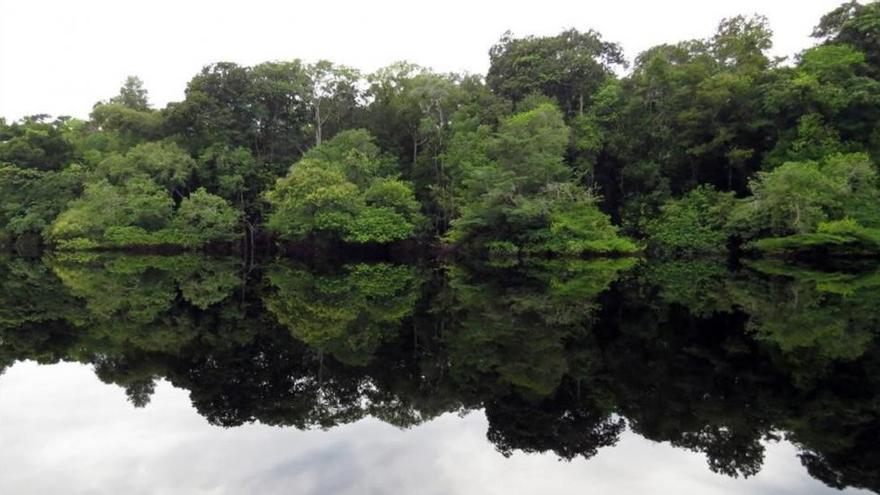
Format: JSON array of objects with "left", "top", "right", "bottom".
[
  {"left": 750, "top": 219, "right": 880, "bottom": 256},
  {"left": 266, "top": 131, "right": 422, "bottom": 244},
  {"left": 646, "top": 186, "right": 735, "bottom": 256}
]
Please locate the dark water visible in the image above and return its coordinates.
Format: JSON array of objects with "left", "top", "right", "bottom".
[{"left": 0, "top": 253, "right": 877, "bottom": 494}]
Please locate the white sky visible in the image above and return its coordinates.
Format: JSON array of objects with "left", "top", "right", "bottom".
[{"left": 0, "top": 0, "right": 849, "bottom": 121}]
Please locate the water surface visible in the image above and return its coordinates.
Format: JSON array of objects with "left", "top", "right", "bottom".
[{"left": 0, "top": 254, "right": 876, "bottom": 494}]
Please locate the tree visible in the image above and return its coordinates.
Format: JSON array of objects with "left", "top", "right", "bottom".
[
  {"left": 249, "top": 61, "right": 312, "bottom": 165},
  {"left": 590, "top": 16, "right": 775, "bottom": 231},
  {"left": 646, "top": 186, "right": 736, "bottom": 256},
  {"left": 0, "top": 116, "right": 76, "bottom": 170},
  {"left": 89, "top": 103, "right": 163, "bottom": 148},
  {"left": 173, "top": 188, "right": 241, "bottom": 247},
  {"left": 487, "top": 29, "right": 626, "bottom": 116},
  {"left": 167, "top": 62, "right": 254, "bottom": 151},
  {"left": 447, "top": 103, "right": 636, "bottom": 255},
  {"left": 732, "top": 153, "right": 880, "bottom": 240},
  {"left": 265, "top": 130, "right": 423, "bottom": 244},
  {"left": 762, "top": 43, "right": 880, "bottom": 166},
  {"left": 110, "top": 76, "right": 151, "bottom": 111},
  {"left": 307, "top": 61, "right": 361, "bottom": 146},
  {"left": 47, "top": 177, "right": 174, "bottom": 249},
  {"left": 94, "top": 141, "right": 197, "bottom": 198},
  {"left": 813, "top": 0, "right": 880, "bottom": 74},
  {"left": 0, "top": 164, "right": 83, "bottom": 243},
  {"left": 47, "top": 176, "right": 238, "bottom": 250}
]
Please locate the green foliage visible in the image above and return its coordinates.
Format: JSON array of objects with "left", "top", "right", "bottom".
[
  {"left": 646, "top": 186, "right": 736, "bottom": 256},
  {"left": 0, "top": 116, "right": 76, "bottom": 170},
  {"left": 533, "top": 197, "right": 638, "bottom": 255},
  {"left": 301, "top": 129, "right": 395, "bottom": 183},
  {"left": 0, "top": 164, "right": 83, "bottom": 240},
  {"left": 266, "top": 130, "right": 423, "bottom": 244},
  {"left": 164, "top": 61, "right": 312, "bottom": 166},
  {"left": 751, "top": 218, "right": 880, "bottom": 256},
  {"left": 493, "top": 103, "right": 570, "bottom": 191},
  {"left": 110, "top": 76, "right": 151, "bottom": 111},
  {"left": 6, "top": 5, "right": 880, "bottom": 259},
  {"left": 89, "top": 104, "right": 163, "bottom": 147},
  {"left": 593, "top": 14, "right": 774, "bottom": 224},
  {"left": 813, "top": 0, "right": 880, "bottom": 73},
  {"left": 763, "top": 114, "right": 850, "bottom": 168},
  {"left": 447, "top": 104, "right": 635, "bottom": 256},
  {"left": 48, "top": 178, "right": 173, "bottom": 246},
  {"left": 732, "top": 153, "right": 880, "bottom": 256},
  {"left": 487, "top": 29, "right": 625, "bottom": 116},
  {"left": 264, "top": 262, "right": 422, "bottom": 366},
  {"left": 94, "top": 141, "right": 196, "bottom": 196},
  {"left": 172, "top": 188, "right": 241, "bottom": 247},
  {"left": 344, "top": 206, "right": 413, "bottom": 244},
  {"left": 47, "top": 179, "right": 238, "bottom": 250}
]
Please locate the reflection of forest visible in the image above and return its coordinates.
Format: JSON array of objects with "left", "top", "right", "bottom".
[{"left": 0, "top": 254, "right": 878, "bottom": 493}]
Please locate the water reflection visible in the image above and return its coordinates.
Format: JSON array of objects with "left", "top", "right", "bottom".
[{"left": 0, "top": 253, "right": 877, "bottom": 493}]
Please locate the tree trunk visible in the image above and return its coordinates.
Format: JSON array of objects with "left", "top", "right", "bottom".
[
  {"left": 413, "top": 134, "right": 419, "bottom": 164},
  {"left": 315, "top": 105, "right": 322, "bottom": 146}
]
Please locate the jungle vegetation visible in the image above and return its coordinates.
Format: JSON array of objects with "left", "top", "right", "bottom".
[{"left": 2, "top": 1, "right": 880, "bottom": 259}]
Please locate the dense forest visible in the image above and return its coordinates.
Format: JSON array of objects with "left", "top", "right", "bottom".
[{"left": 3, "top": 1, "right": 880, "bottom": 259}]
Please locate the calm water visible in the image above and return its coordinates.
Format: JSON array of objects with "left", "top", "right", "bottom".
[{"left": 0, "top": 253, "right": 877, "bottom": 494}]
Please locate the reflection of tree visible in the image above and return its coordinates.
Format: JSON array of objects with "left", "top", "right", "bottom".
[
  {"left": 49, "top": 253, "right": 241, "bottom": 318},
  {"left": 435, "top": 259, "right": 635, "bottom": 462},
  {"left": 0, "top": 256, "right": 88, "bottom": 374},
  {"left": 732, "top": 260, "right": 880, "bottom": 389},
  {"left": 598, "top": 284, "right": 773, "bottom": 478},
  {"left": 783, "top": 343, "right": 880, "bottom": 494},
  {"left": 0, "top": 254, "right": 241, "bottom": 404},
  {"left": 0, "top": 254, "right": 879, "bottom": 493},
  {"left": 264, "top": 262, "right": 422, "bottom": 366},
  {"left": 647, "top": 257, "right": 880, "bottom": 385},
  {"left": 626, "top": 258, "right": 880, "bottom": 483},
  {"left": 485, "top": 383, "right": 624, "bottom": 461},
  {"left": 642, "top": 258, "right": 736, "bottom": 317},
  {"left": 443, "top": 259, "right": 634, "bottom": 399},
  {"left": 0, "top": 256, "right": 86, "bottom": 331}
]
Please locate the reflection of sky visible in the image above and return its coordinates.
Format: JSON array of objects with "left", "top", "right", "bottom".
[{"left": 0, "top": 361, "right": 870, "bottom": 495}]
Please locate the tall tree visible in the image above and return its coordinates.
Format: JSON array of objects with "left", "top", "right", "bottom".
[
  {"left": 110, "top": 76, "right": 151, "bottom": 111},
  {"left": 487, "top": 28, "right": 625, "bottom": 117},
  {"left": 306, "top": 61, "right": 361, "bottom": 146}
]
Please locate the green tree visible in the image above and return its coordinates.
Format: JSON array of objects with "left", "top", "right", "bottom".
[
  {"left": 47, "top": 177, "right": 173, "bottom": 249},
  {"left": 172, "top": 188, "right": 241, "bottom": 247},
  {"left": 646, "top": 186, "right": 736, "bottom": 256},
  {"left": 447, "top": 103, "right": 635, "bottom": 256},
  {"left": 0, "top": 164, "right": 83, "bottom": 244},
  {"left": 487, "top": 29, "right": 625, "bottom": 116},
  {"left": 0, "top": 116, "right": 76, "bottom": 170},
  {"left": 307, "top": 61, "right": 362, "bottom": 146},
  {"left": 110, "top": 76, "right": 151, "bottom": 111},
  {"left": 813, "top": 0, "right": 880, "bottom": 74},
  {"left": 265, "top": 130, "right": 423, "bottom": 244},
  {"left": 94, "top": 141, "right": 197, "bottom": 198}
]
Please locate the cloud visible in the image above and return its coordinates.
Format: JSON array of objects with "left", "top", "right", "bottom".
[{"left": 0, "top": 361, "right": 861, "bottom": 495}]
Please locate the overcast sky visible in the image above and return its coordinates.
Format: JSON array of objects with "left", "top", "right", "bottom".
[{"left": 0, "top": 0, "right": 848, "bottom": 121}]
